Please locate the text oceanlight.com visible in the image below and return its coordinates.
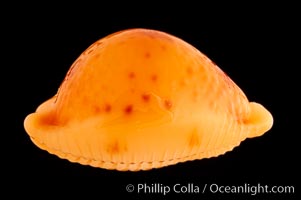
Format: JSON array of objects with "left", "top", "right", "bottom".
[{"left": 125, "top": 183, "right": 294, "bottom": 195}]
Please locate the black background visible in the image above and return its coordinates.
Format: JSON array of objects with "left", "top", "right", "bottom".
[{"left": 4, "top": 3, "right": 299, "bottom": 199}]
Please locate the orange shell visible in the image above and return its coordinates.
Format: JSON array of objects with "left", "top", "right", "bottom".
[{"left": 24, "top": 29, "right": 273, "bottom": 171}]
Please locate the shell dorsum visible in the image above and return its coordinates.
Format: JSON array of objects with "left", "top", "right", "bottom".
[{"left": 24, "top": 28, "right": 273, "bottom": 171}]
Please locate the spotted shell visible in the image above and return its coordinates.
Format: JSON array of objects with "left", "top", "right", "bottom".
[{"left": 24, "top": 29, "right": 273, "bottom": 171}]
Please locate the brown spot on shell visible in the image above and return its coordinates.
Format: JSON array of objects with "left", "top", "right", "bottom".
[
  {"left": 104, "top": 104, "right": 112, "bottom": 113},
  {"left": 145, "top": 52, "right": 151, "bottom": 58},
  {"left": 161, "top": 45, "right": 167, "bottom": 51},
  {"left": 94, "top": 53, "right": 100, "bottom": 59},
  {"left": 151, "top": 74, "right": 158, "bottom": 82},
  {"left": 180, "top": 79, "right": 189, "bottom": 87},
  {"left": 192, "top": 90, "right": 200, "bottom": 102},
  {"left": 124, "top": 105, "right": 133, "bottom": 114},
  {"left": 208, "top": 100, "right": 216, "bottom": 110},
  {"left": 106, "top": 140, "right": 127, "bottom": 155},
  {"left": 38, "top": 112, "right": 60, "bottom": 126},
  {"left": 108, "top": 142, "right": 119, "bottom": 154},
  {"left": 188, "top": 128, "right": 200, "bottom": 148},
  {"left": 164, "top": 100, "right": 172, "bottom": 110},
  {"left": 128, "top": 72, "right": 135, "bottom": 79},
  {"left": 141, "top": 94, "right": 151, "bottom": 102},
  {"left": 130, "top": 89, "right": 136, "bottom": 94},
  {"left": 93, "top": 106, "right": 101, "bottom": 114},
  {"left": 186, "top": 67, "right": 194, "bottom": 75}
]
